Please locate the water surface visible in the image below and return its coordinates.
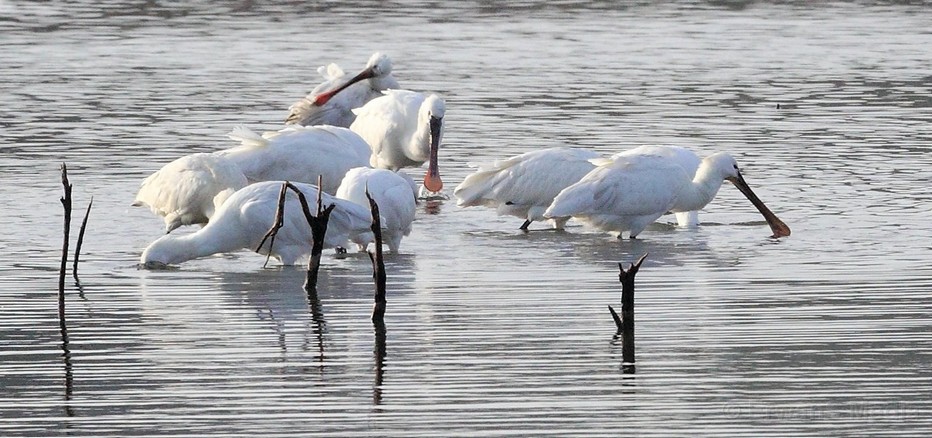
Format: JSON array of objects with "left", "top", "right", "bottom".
[{"left": 1, "top": 1, "right": 930, "bottom": 436}]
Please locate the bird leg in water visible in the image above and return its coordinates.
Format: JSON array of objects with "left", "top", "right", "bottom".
[
  {"left": 519, "top": 219, "right": 532, "bottom": 231},
  {"left": 255, "top": 182, "right": 289, "bottom": 269}
]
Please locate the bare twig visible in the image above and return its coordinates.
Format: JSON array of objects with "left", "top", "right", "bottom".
[
  {"left": 57, "top": 163, "right": 74, "bottom": 409},
  {"left": 366, "top": 189, "right": 387, "bottom": 324},
  {"left": 608, "top": 305, "right": 622, "bottom": 329},
  {"left": 256, "top": 182, "right": 289, "bottom": 268},
  {"left": 58, "top": 164, "right": 72, "bottom": 321},
  {"left": 72, "top": 196, "right": 93, "bottom": 282}
]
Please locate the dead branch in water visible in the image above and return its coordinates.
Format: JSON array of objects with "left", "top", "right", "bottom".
[
  {"left": 299, "top": 177, "right": 335, "bottom": 291},
  {"left": 366, "top": 190, "right": 387, "bottom": 324},
  {"left": 608, "top": 253, "right": 647, "bottom": 372},
  {"left": 58, "top": 164, "right": 72, "bottom": 320},
  {"left": 256, "top": 182, "right": 289, "bottom": 268},
  {"left": 72, "top": 196, "right": 93, "bottom": 282},
  {"left": 57, "top": 163, "right": 75, "bottom": 408},
  {"left": 254, "top": 179, "right": 335, "bottom": 290}
]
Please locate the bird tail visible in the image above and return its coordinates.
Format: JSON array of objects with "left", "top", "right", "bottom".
[
  {"left": 452, "top": 167, "right": 505, "bottom": 207},
  {"left": 543, "top": 184, "right": 590, "bottom": 219},
  {"left": 227, "top": 125, "right": 268, "bottom": 147},
  {"left": 319, "top": 63, "right": 345, "bottom": 80},
  {"left": 452, "top": 155, "right": 525, "bottom": 207},
  {"left": 211, "top": 187, "right": 238, "bottom": 216}
]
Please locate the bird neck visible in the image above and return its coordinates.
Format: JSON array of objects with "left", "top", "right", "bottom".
[
  {"left": 144, "top": 230, "right": 225, "bottom": 265},
  {"left": 369, "top": 74, "right": 398, "bottom": 93},
  {"left": 679, "top": 165, "right": 726, "bottom": 211},
  {"left": 407, "top": 110, "right": 433, "bottom": 163}
]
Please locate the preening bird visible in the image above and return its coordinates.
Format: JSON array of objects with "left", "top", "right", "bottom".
[
  {"left": 544, "top": 150, "right": 791, "bottom": 239},
  {"left": 336, "top": 167, "right": 417, "bottom": 253},
  {"left": 220, "top": 124, "right": 373, "bottom": 194},
  {"left": 133, "top": 152, "right": 248, "bottom": 233},
  {"left": 140, "top": 181, "right": 376, "bottom": 268},
  {"left": 349, "top": 89, "right": 445, "bottom": 193},
  {"left": 453, "top": 147, "right": 601, "bottom": 230},
  {"left": 285, "top": 52, "right": 399, "bottom": 127}
]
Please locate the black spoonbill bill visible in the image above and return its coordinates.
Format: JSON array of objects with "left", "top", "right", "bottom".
[
  {"left": 349, "top": 89, "right": 446, "bottom": 193},
  {"left": 544, "top": 151, "right": 791, "bottom": 239},
  {"left": 285, "top": 52, "right": 399, "bottom": 127}
]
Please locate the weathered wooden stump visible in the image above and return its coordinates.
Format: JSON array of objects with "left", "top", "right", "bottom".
[{"left": 608, "top": 253, "right": 647, "bottom": 373}]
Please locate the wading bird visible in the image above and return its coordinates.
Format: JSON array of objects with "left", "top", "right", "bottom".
[
  {"left": 220, "top": 124, "right": 372, "bottom": 194},
  {"left": 609, "top": 145, "right": 702, "bottom": 228},
  {"left": 133, "top": 153, "right": 248, "bottom": 233},
  {"left": 140, "top": 181, "right": 375, "bottom": 268},
  {"left": 349, "top": 90, "right": 445, "bottom": 193},
  {"left": 453, "top": 147, "right": 601, "bottom": 230},
  {"left": 285, "top": 52, "right": 399, "bottom": 127},
  {"left": 544, "top": 151, "right": 791, "bottom": 239},
  {"left": 336, "top": 167, "right": 417, "bottom": 252}
]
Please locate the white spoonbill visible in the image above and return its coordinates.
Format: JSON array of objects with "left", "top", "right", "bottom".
[
  {"left": 349, "top": 89, "right": 445, "bottom": 193},
  {"left": 285, "top": 52, "right": 399, "bottom": 127},
  {"left": 610, "top": 145, "right": 702, "bottom": 228},
  {"left": 544, "top": 151, "right": 791, "bottom": 239},
  {"left": 336, "top": 167, "right": 417, "bottom": 253},
  {"left": 140, "top": 181, "right": 376, "bottom": 268},
  {"left": 220, "top": 124, "right": 372, "bottom": 194},
  {"left": 133, "top": 153, "right": 248, "bottom": 233},
  {"left": 453, "top": 147, "right": 601, "bottom": 230}
]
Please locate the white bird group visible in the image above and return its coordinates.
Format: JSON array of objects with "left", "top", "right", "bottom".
[
  {"left": 454, "top": 145, "right": 790, "bottom": 239},
  {"left": 136, "top": 51, "right": 791, "bottom": 270},
  {"left": 137, "top": 53, "right": 444, "bottom": 268}
]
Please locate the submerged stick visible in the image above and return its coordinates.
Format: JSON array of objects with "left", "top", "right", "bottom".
[
  {"left": 373, "top": 317, "right": 386, "bottom": 406},
  {"left": 608, "top": 253, "right": 647, "bottom": 371},
  {"left": 366, "top": 190, "right": 386, "bottom": 324},
  {"left": 305, "top": 286, "right": 327, "bottom": 364},
  {"left": 72, "top": 196, "right": 93, "bottom": 282},
  {"left": 256, "top": 182, "right": 289, "bottom": 268}
]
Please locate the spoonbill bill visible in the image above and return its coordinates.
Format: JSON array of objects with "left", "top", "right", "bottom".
[
  {"left": 349, "top": 90, "right": 445, "bottom": 193},
  {"left": 140, "top": 181, "right": 376, "bottom": 268},
  {"left": 220, "top": 124, "right": 372, "bottom": 194},
  {"left": 336, "top": 167, "right": 417, "bottom": 252},
  {"left": 285, "top": 52, "right": 399, "bottom": 127},
  {"left": 133, "top": 153, "right": 248, "bottom": 233},
  {"left": 544, "top": 151, "right": 791, "bottom": 239},
  {"left": 453, "top": 147, "right": 601, "bottom": 230}
]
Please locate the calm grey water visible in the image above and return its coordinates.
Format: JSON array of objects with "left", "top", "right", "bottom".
[{"left": 1, "top": 1, "right": 931, "bottom": 436}]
